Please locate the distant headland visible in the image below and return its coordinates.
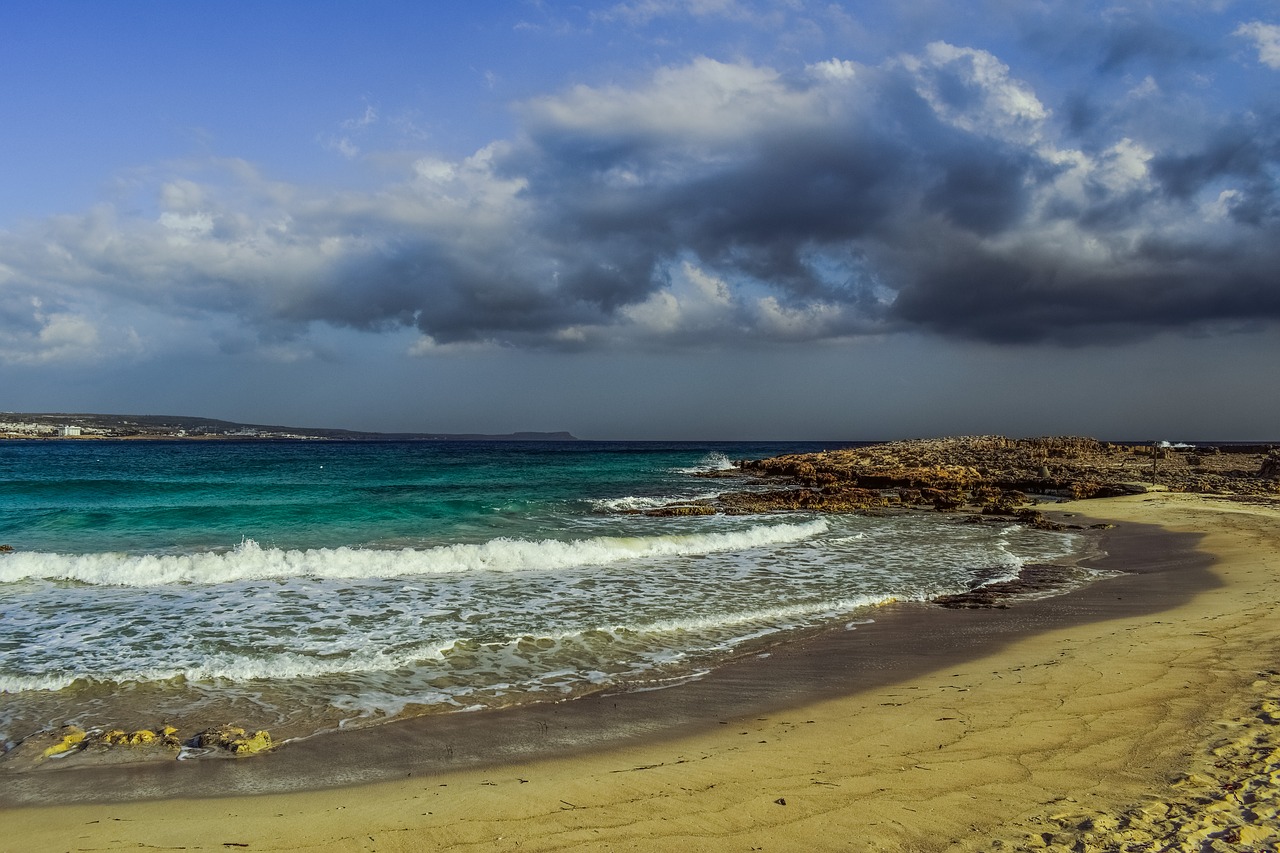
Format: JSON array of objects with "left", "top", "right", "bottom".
[{"left": 0, "top": 412, "right": 577, "bottom": 442}]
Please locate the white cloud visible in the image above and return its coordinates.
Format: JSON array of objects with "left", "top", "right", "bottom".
[
  {"left": 619, "top": 261, "right": 737, "bottom": 337},
  {"left": 807, "top": 58, "right": 859, "bottom": 82},
  {"left": 1235, "top": 21, "right": 1280, "bottom": 69},
  {"left": 407, "top": 334, "right": 498, "bottom": 356},
  {"left": 339, "top": 138, "right": 361, "bottom": 159},
  {"left": 621, "top": 289, "right": 683, "bottom": 333},
  {"left": 159, "top": 179, "right": 205, "bottom": 212},
  {"left": 753, "top": 296, "right": 845, "bottom": 340},
  {"left": 1126, "top": 75, "right": 1159, "bottom": 99},
  {"left": 1205, "top": 188, "right": 1243, "bottom": 220},
  {"left": 158, "top": 211, "right": 215, "bottom": 243},
  {"left": 523, "top": 57, "right": 814, "bottom": 143},
  {"left": 1095, "top": 138, "right": 1154, "bottom": 192},
  {"left": 412, "top": 158, "right": 457, "bottom": 183},
  {"left": 902, "top": 41, "right": 1049, "bottom": 142},
  {"left": 0, "top": 302, "right": 142, "bottom": 366},
  {"left": 1, "top": 40, "right": 1275, "bottom": 363}
]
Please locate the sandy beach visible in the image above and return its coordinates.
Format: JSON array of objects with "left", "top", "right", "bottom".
[{"left": 5, "top": 492, "right": 1279, "bottom": 852}]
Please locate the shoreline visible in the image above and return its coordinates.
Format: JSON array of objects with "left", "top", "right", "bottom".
[
  {"left": 7, "top": 492, "right": 1278, "bottom": 850},
  {"left": 0, "top": 513, "right": 1168, "bottom": 804}
]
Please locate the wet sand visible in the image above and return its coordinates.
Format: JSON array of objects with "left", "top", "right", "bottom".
[{"left": 5, "top": 493, "right": 1279, "bottom": 851}]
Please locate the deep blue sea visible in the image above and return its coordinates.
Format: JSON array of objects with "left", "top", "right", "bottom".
[{"left": 0, "top": 440, "right": 1088, "bottom": 753}]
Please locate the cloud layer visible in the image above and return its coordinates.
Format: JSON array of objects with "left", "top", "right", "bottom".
[{"left": 2, "top": 27, "right": 1278, "bottom": 365}]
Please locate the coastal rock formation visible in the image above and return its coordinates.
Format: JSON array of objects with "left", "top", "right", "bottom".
[
  {"left": 734, "top": 436, "right": 1278, "bottom": 504},
  {"left": 1261, "top": 452, "right": 1280, "bottom": 480},
  {"left": 931, "top": 564, "right": 1112, "bottom": 608},
  {"left": 630, "top": 437, "right": 1278, "bottom": 522},
  {"left": 643, "top": 504, "right": 717, "bottom": 517},
  {"left": 716, "top": 485, "right": 889, "bottom": 514}
]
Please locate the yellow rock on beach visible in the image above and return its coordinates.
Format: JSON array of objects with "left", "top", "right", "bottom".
[
  {"left": 230, "top": 730, "right": 273, "bottom": 755},
  {"left": 194, "top": 725, "right": 274, "bottom": 756},
  {"left": 41, "top": 726, "right": 87, "bottom": 758}
]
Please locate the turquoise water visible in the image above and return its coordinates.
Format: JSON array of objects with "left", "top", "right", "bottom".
[{"left": 0, "top": 440, "right": 1086, "bottom": 752}]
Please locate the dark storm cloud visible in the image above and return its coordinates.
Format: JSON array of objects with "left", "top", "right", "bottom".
[
  {"left": 494, "top": 50, "right": 1279, "bottom": 345},
  {"left": 1151, "top": 112, "right": 1280, "bottom": 209},
  {"left": 2, "top": 39, "right": 1278, "bottom": 362},
  {"left": 890, "top": 227, "right": 1280, "bottom": 344}
]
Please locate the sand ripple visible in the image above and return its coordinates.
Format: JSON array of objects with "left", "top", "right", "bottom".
[{"left": 993, "top": 671, "right": 1280, "bottom": 852}]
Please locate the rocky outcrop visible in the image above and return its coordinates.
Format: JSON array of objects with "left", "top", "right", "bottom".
[
  {"left": 716, "top": 486, "right": 889, "bottom": 514},
  {"left": 1261, "top": 452, "right": 1280, "bottom": 480},
  {"left": 737, "top": 436, "right": 1278, "bottom": 500},
  {"left": 626, "top": 436, "right": 1277, "bottom": 523},
  {"left": 643, "top": 504, "right": 717, "bottom": 517},
  {"left": 933, "top": 565, "right": 1087, "bottom": 609}
]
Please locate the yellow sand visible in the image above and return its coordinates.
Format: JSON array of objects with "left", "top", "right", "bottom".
[{"left": 6, "top": 493, "right": 1279, "bottom": 852}]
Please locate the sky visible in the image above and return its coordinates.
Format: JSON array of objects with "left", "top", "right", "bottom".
[{"left": 1, "top": 1, "right": 1278, "bottom": 440}]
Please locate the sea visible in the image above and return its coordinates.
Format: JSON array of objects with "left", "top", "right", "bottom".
[{"left": 0, "top": 439, "right": 1091, "bottom": 756}]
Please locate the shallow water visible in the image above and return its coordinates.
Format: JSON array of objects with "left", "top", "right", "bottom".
[{"left": 0, "top": 440, "right": 1087, "bottom": 750}]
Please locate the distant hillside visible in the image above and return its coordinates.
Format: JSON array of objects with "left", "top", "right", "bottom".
[{"left": 0, "top": 413, "right": 577, "bottom": 441}]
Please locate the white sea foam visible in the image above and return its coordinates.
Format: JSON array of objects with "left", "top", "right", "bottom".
[
  {"left": 0, "top": 520, "right": 829, "bottom": 587},
  {"left": 0, "top": 586, "right": 892, "bottom": 698},
  {"left": 589, "top": 490, "right": 724, "bottom": 511},
  {"left": 0, "top": 641, "right": 458, "bottom": 695},
  {"left": 672, "top": 451, "right": 737, "bottom": 474},
  {"left": 633, "top": 593, "right": 896, "bottom": 636}
]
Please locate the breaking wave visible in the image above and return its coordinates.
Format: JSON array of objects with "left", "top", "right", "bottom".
[
  {"left": 589, "top": 490, "right": 724, "bottom": 511},
  {"left": 672, "top": 451, "right": 737, "bottom": 474},
  {"left": 0, "top": 520, "right": 829, "bottom": 587}
]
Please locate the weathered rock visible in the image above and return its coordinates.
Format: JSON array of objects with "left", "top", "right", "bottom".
[
  {"left": 716, "top": 486, "right": 887, "bottom": 514},
  {"left": 0, "top": 544, "right": 13, "bottom": 553},
  {"left": 1260, "top": 453, "right": 1280, "bottom": 480},
  {"left": 934, "top": 565, "right": 1083, "bottom": 608},
  {"left": 1016, "top": 509, "right": 1068, "bottom": 531},
  {"left": 897, "top": 488, "right": 923, "bottom": 505},
  {"left": 922, "top": 488, "right": 966, "bottom": 511},
  {"left": 626, "top": 436, "right": 1277, "bottom": 525},
  {"left": 191, "top": 725, "right": 274, "bottom": 756},
  {"left": 642, "top": 504, "right": 716, "bottom": 517},
  {"left": 40, "top": 725, "right": 87, "bottom": 758},
  {"left": 94, "top": 726, "right": 181, "bottom": 750},
  {"left": 736, "top": 436, "right": 1280, "bottom": 501}
]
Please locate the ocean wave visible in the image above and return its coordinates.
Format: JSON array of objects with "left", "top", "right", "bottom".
[
  {"left": 589, "top": 490, "right": 724, "bottom": 511},
  {"left": 0, "top": 585, "right": 887, "bottom": 698},
  {"left": 634, "top": 593, "right": 897, "bottom": 636},
  {"left": 671, "top": 451, "right": 737, "bottom": 474},
  {"left": 0, "top": 641, "right": 456, "bottom": 695},
  {"left": 0, "top": 519, "right": 830, "bottom": 587}
]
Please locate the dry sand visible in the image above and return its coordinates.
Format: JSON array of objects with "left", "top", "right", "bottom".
[{"left": 5, "top": 493, "right": 1279, "bottom": 852}]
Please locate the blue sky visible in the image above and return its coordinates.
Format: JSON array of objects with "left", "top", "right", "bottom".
[{"left": 2, "top": 1, "right": 1278, "bottom": 439}]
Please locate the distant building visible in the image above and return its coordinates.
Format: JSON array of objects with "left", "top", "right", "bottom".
[{"left": 61, "top": 426, "right": 81, "bottom": 437}]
